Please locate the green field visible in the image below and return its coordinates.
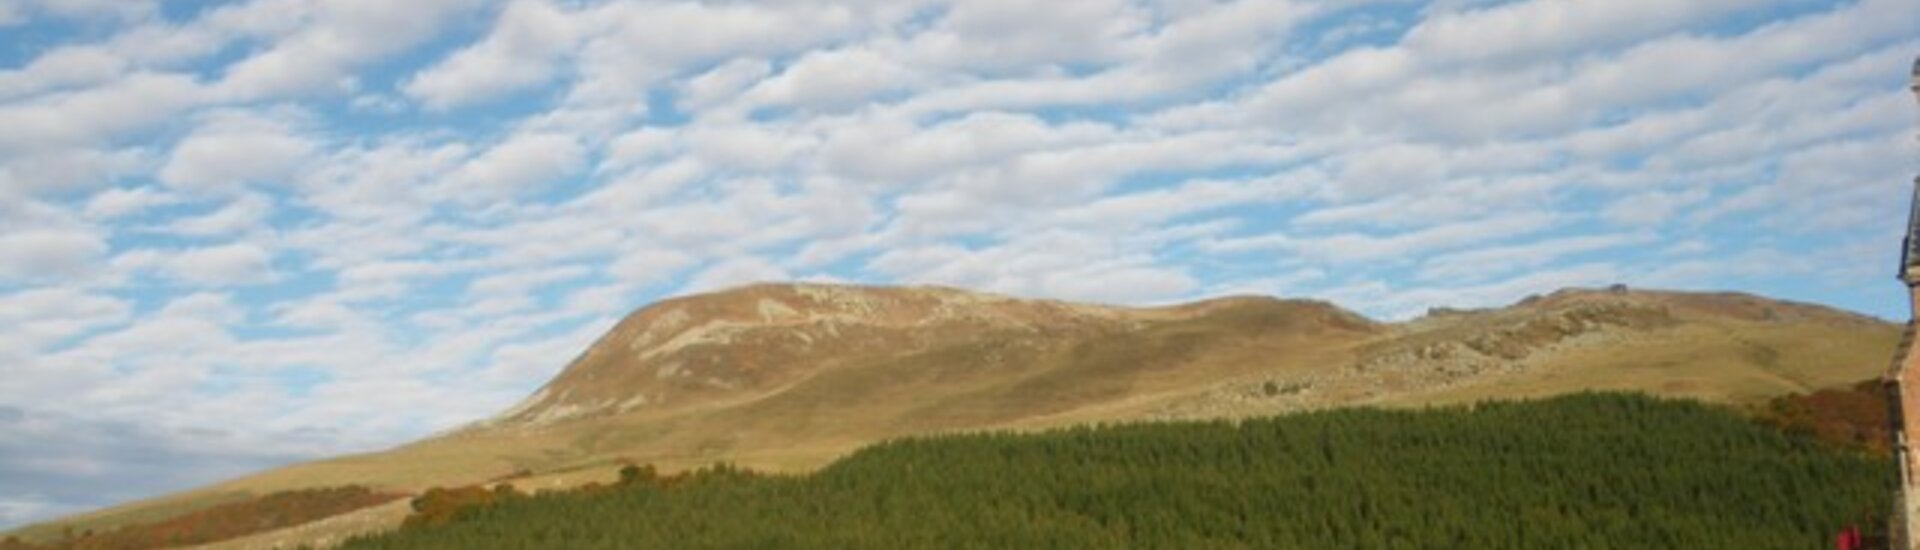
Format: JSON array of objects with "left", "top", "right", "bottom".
[{"left": 341, "top": 393, "right": 1891, "bottom": 549}]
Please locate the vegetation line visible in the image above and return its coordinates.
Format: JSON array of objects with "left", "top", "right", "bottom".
[
  {"left": 342, "top": 393, "right": 1891, "bottom": 549},
  {"left": 3, "top": 487, "right": 404, "bottom": 550}
]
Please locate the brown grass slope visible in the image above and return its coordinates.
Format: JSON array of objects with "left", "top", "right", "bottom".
[{"left": 8, "top": 283, "right": 1900, "bottom": 548}]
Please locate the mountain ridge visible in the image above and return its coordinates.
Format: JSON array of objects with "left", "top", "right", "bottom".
[
  {"left": 9, "top": 282, "right": 1902, "bottom": 548},
  {"left": 481, "top": 282, "right": 1378, "bottom": 430}
]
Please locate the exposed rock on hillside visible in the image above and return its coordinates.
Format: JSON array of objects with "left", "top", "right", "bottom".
[
  {"left": 1145, "top": 287, "right": 1893, "bottom": 420},
  {"left": 20, "top": 283, "right": 1899, "bottom": 550},
  {"left": 484, "top": 283, "right": 1377, "bottom": 428}
]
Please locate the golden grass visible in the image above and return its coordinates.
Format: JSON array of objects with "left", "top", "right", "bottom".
[{"left": 10, "top": 285, "right": 1901, "bottom": 549}]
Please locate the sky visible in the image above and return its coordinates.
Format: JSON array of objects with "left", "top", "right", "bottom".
[{"left": 0, "top": 0, "right": 1916, "bottom": 530}]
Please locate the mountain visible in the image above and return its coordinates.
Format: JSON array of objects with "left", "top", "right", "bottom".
[{"left": 9, "top": 283, "right": 1900, "bottom": 548}]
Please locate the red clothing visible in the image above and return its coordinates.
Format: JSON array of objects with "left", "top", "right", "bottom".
[{"left": 1833, "top": 525, "right": 1861, "bottom": 550}]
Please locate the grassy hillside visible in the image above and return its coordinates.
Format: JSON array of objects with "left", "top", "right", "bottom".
[
  {"left": 10, "top": 285, "right": 1898, "bottom": 547},
  {"left": 0, "top": 487, "right": 401, "bottom": 550},
  {"left": 341, "top": 393, "right": 1890, "bottom": 549}
]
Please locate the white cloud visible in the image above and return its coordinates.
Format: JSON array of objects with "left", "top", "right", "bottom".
[
  {"left": 269, "top": 296, "right": 369, "bottom": 331},
  {"left": 901, "top": 0, "right": 1144, "bottom": 74},
  {"left": 868, "top": 230, "right": 1198, "bottom": 304},
  {"left": 1333, "top": 143, "right": 1453, "bottom": 197},
  {"left": 403, "top": 0, "right": 582, "bottom": 110},
  {"left": 0, "top": 45, "right": 131, "bottom": 100},
  {"left": 462, "top": 264, "right": 591, "bottom": 316},
  {"left": 216, "top": 0, "right": 478, "bottom": 100},
  {"left": 601, "top": 127, "right": 679, "bottom": 172},
  {"left": 0, "top": 146, "right": 147, "bottom": 197},
  {"left": 818, "top": 110, "right": 1116, "bottom": 183},
  {"left": 1416, "top": 233, "right": 1649, "bottom": 282},
  {"left": 1322, "top": 262, "right": 1625, "bottom": 320},
  {"left": 0, "top": 0, "right": 151, "bottom": 27},
  {"left": 679, "top": 255, "right": 790, "bottom": 294},
  {"left": 83, "top": 186, "right": 178, "bottom": 220},
  {"left": 292, "top": 138, "right": 468, "bottom": 237},
  {"left": 1401, "top": 0, "right": 1807, "bottom": 65},
  {"left": 1128, "top": 0, "right": 1312, "bottom": 84},
  {"left": 0, "top": 495, "right": 81, "bottom": 531},
  {"left": 475, "top": 320, "right": 608, "bottom": 386},
  {"left": 1048, "top": 175, "right": 1309, "bottom": 229},
  {"left": 160, "top": 193, "right": 274, "bottom": 236},
  {"left": 158, "top": 111, "right": 314, "bottom": 192},
  {"left": 872, "top": 129, "right": 1303, "bottom": 244},
  {"left": 0, "top": 406, "right": 309, "bottom": 531},
  {"left": 446, "top": 132, "right": 586, "bottom": 201},
  {"left": 683, "top": 123, "right": 813, "bottom": 174},
  {"left": 3, "top": 0, "right": 1914, "bottom": 530},
  {"left": 678, "top": 57, "right": 773, "bottom": 115},
  {"left": 1204, "top": 0, "right": 1914, "bottom": 143},
  {"left": 1696, "top": 131, "right": 1912, "bottom": 232},
  {"left": 609, "top": 248, "right": 697, "bottom": 286},
  {"left": 745, "top": 48, "right": 921, "bottom": 112},
  {"left": 155, "top": 292, "right": 245, "bottom": 325},
  {"left": 1602, "top": 189, "right": 1709, "bottom": 227},
  {"left": 1206, "top": 212, "right": 1561, "bottom": 264},
  {"left": 0, "top": 288, "right": 129, "bottom": 354},
  {"left": 0, "top": 229, "right": 108, "bottom": 282},
  {"left": 160, "top": 243, "right": 276, "bottom": 286},
  {"left": 0, "top": 72, "right": 203, "bottom": 156},
  {"left": 564, "top": 1, "right": 868, "bottom": 105},
  {"left": 1556, "top": 0, "right": 1910, "bottom": 110}
]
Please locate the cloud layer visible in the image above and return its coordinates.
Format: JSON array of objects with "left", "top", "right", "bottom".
[{"left": 0, "top": 0, "right": 1914, "bottom": 529}]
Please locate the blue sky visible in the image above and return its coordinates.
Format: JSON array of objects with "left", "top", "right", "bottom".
[{"left": 0, "top": 0, "right": 1915, "bottom": 529}]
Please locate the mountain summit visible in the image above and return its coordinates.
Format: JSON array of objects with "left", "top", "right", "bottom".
[
  {"left": 487, "top": 283, "right": 1377, "bottom": 429},
  {"left": 11, "top": 283, "right": 1898, "bottom": 548}
]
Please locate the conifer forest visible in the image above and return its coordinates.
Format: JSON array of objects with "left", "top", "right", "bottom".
[{"left": 341, "top": 393, "right": 1890, "bottom": 549}]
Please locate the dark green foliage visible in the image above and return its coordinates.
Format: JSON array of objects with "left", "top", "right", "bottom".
[
  {"left": 344, "top": 393, "right": 1890, "bottom": 549},
  {"left": 617, "top": 463, "right": 657, "bottom": 485}
]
